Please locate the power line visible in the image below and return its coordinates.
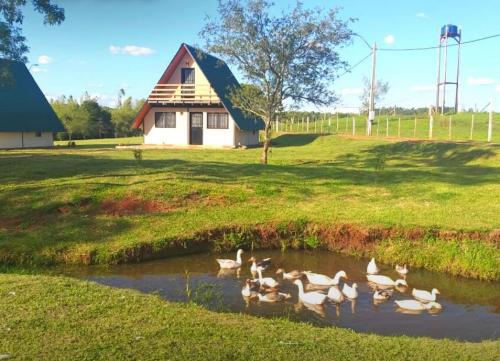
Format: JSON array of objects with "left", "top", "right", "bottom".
[
  {"left": 353, "top": 33, "right": 372, "bottom": 50},
  {"left": 337, "top": 52, "right": 372, "bottom": 79},
  {"left": 378, "top": 32, "right": 500, "bottom": 52}
]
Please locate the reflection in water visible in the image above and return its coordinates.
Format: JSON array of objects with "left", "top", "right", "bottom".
[
  {"left": 395, "top": 308, "right": 425, "bottom": 316},
  {"left": 217, "top": 267, "right": 241, "bottom": 278},
  {"left": 63, "top": 249, "right": 500, "bottom": 342},
  {"left": 295, "top": 302, "right": 326, "bottom": 318},
  {"left": 349, "top": 299, "right": 357, "bottom": 314},
  {"left": 334, "top": 304, "right": 340, "bottom": 317}
]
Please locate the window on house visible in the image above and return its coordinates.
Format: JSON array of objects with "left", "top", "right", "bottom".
[
  {"left": 35, "top": 131, "right": 42, "bottom": 137},
  {"left": 181, "top": 68, "right": 195, "bottom": 84},
  {"left": 207, "top": 113, "right": 229, "bottom": 129},
  {"left": 155, "top": 112, "right": 176, "bottom": 128}
]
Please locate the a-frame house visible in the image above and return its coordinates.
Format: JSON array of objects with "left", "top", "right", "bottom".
[
  {"left": 0, "top": 60, "right": 64, "bottom": 149},
  {"left": 132, "top": 43, "right": 264, "bottom": 147}
]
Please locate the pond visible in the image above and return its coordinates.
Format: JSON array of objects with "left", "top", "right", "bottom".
[{"left": 66, "top": 250, "right": 500, "bottom": 342}]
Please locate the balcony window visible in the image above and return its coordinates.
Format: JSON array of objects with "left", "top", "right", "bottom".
[
  {"left": 155, "top": 112, "right": 176, "bottom": 128},
  {"left": 35, "top": 131, "right": 42, "bottom": 137},
  {"left": 207, "top": 113, "right": 229, "bottom": 129}
]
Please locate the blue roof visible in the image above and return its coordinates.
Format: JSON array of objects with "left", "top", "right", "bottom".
[
  {"left": 0, "top": 60, "right": 64, "bottom": 132},
  {"left": 183, "top": 44, "right": 265, "bottom": 131}
]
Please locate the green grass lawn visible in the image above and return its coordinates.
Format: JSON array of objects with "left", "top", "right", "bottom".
[
  {"left": 54, "top": 136, "right": 143, "bottom": 148},
  {"left": 0, "top": 274, "right": 498, "bottom": 361},
  {"left": 0, "top": 135, "right": 499, "bottom": 277}
]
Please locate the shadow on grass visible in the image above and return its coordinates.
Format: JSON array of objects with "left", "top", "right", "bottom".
[
  {"left": 0, "top": 140, "right": 498, "bottom": 189},
  {"left": 271, "top": 134, "right": 324, "bottom": 147}
]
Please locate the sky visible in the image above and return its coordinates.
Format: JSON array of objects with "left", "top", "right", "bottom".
[{"left": 21, "top": 0, "right": 500, "bottom": 111}]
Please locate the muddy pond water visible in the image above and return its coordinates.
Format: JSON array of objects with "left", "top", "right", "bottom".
[{"left": 67, "top": 250, "right": 500, "bottom": 342}]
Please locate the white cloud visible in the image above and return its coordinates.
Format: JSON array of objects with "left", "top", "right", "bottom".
[
  {"left": 38, "top": 55, "right": 53, "bottom": 64},
  {"left": 467, "top": 76, "right": 496, "bottom": 85},
  {"left": 341, "top": 87, "right": 363, "bottom": 95},
  {"left": 410, "top": 85, "right": 434, "bottom": 93},
  {"left": 496, "top": 85, "right": 500, "bottom": 92},
  {"left": 31, "top": 67, "right": 48, "bottom": 73},
  {"left": 384, "top": 34, "right": 395, "bottom": 45},
  {"left": 120, "top": 82, "right": 130, "bottom": 90},
  {"left": 416, "top": 12, "right": 429, "bottom": 19},
  {"left": 109, "top": 45, "right": 155, "bottom": 56}
]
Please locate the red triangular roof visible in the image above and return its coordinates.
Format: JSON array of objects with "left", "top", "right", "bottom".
[{"left": 132, "top": 44, "right": 188, "bottom": 129}]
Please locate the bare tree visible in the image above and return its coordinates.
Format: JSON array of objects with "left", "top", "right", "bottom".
[
  {"left": 201, "top": 0, "right": 353, "bottom": 163},
  {"left": 359, "top": 76, "right": 389, "bottom": 114}
]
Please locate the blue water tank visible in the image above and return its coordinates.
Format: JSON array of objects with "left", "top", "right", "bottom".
[{"left": 441, "top": 24, "right": 460, "bottom": 39}]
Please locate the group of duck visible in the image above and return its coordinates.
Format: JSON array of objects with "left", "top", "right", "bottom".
[{"left": 216, "top": 249, "right": 443, "bottom": 313}]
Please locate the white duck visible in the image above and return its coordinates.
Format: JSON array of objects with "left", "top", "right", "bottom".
[
  {"left": 241, "top": 279, "right": 259, "bottom": 299},
  {"left": 249, "top": 257, "right": 272, "bottom": 273},
  {"left": 294, "top": 279, "right": 327, "bottom": 305},
  {"left": 276, "top": 268, "right": 302, "bottom": 280},
  {"left": 395, "top": 264, "right": 409, "bottom": 275},
  {"left": 257, "top": 292, "right": 291, "bottom": 303},
  {"left": 255, "top": 267, "right": 279, "bottom": 289},
  {"left": 216, "top": 249, "right": 243, "bottom": 269},
  {"left": 373, "top": 289, "right": 392, "bottom": 301},
  {"left": 327, "top": 286, "right": 345, "bottom": 303},
  {"left": 303, "top": 270, "right": 348, "bottom": 286},
  {"left": 367, "top": 274, "right": 407, "bottom": 287},
  {"left": 395, "top": 300, "right": 442, "bottom": 311},
  {"left": 342, "top": 282, "right": 358, "bottom": 299},
  {"left": 412, "top": 288, "right": 440, "bottom": 302},
  {"left": 367, "top": 257, "right": 380, "bottom": 274}
]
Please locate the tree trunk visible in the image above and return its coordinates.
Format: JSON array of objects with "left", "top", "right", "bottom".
[{"left": 261, "top": 120, "right": 272, "bottom": 164}]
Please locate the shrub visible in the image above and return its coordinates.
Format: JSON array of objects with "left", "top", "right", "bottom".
[
  {"left": 132, "top": 149, "right": 143, "bottom": 163},
  {"left": 304, "top": 235, "right": 321, "bottom": 249}
]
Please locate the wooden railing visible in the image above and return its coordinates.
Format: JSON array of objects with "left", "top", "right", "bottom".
[{"left": 147, "top": 84, "right": 221, "bottom": 104}]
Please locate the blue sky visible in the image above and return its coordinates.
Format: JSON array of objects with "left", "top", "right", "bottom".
[{"left": 23, "top": 0, "right": 500, "bottom": 110}]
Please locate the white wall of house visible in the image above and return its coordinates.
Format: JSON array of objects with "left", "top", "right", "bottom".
[
  {"left": 234, "top": 127, "right": 259, "bottom": 147},
  {"left": 143, "top": 107, "right": 257, "bottom": 147},
  {"left": 203, "top": 110, "right": 235, "bottom": 147},
  {"left": 144, "top": 107, "right": 189, "bottom": 145},
  {"left": 0, "top": 132, "right": 53, "bottom": 149}
]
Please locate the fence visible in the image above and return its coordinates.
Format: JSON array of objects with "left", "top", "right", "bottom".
[{"left": 274, "top": 112, "right": 498, "bottom": 143}]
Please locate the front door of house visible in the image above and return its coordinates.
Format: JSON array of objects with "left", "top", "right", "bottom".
[{"left": 189, "top": 113, "right": 203, "bottom": 145}]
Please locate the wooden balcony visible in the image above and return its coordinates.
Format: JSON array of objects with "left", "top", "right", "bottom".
[{"left": 147, "top": 84, "right": 221, "bottom": 105}]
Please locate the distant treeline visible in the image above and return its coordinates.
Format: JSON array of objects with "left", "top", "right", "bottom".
[
  {"left": 279, "top": 106, "right": 479, "bottom": 120},
  {"left": 51, "top": 94, "right": 144, "bottom": 140}
]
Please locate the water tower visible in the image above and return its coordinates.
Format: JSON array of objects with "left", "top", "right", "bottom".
[{"left": 435, "top": 24, "right": 461, "bottom": 114}]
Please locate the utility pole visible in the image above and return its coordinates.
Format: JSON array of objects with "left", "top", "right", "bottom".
[
  {"left": 367, "top": 42, "right": 377, "bottom": 136},
  {"left": 488, "top": 100, "right": 493, "bottom": 142},
  {"left": 455, "top": 30, "right": 462, "bottom": 113},
  {"left": 435, "top": 27, "right": 441, "bottom": 114}
]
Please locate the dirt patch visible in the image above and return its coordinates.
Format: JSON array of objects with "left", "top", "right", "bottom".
[
  {"left": 100, "top": 197, "right": 172, "bottom": 217},
  {"left": 177, "top": 191, "right": 226, "bottom": 207},
  {"left": 0, "top": 218, "right": 22, "bottom": 230},
  {"left": 98, "top": 193, "right": 227, "bottom": 217}
]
